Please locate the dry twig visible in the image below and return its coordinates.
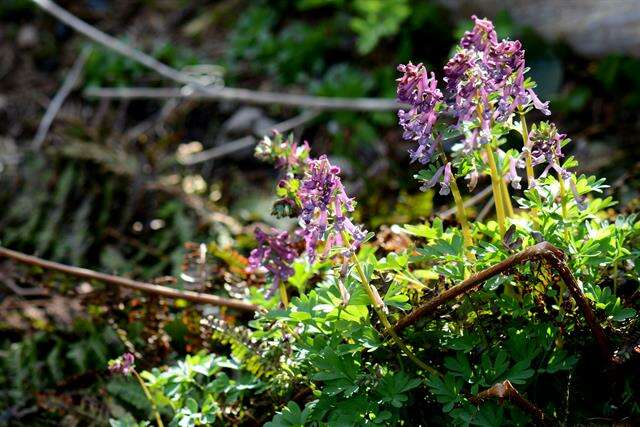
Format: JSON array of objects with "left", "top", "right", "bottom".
[
  {"left": 32, "top": 47, "right": 91, "bottom": 150},
  {"left": 438, "top": 185, "right": 493, "bottom": 218},
  {"left": 33, "top": 0, "right": 403, "bottom": 112},
  {"left": 179, "top": 110, "right": 320, "bottom": 165},
  {"left": 394, "top": 242, "right": 611, "bottom": 361},
  {"left": 470, "top": 380, "right": 553, "bottom": 425},
  {"left": 84, "top": 87, "right": 404, "bottom": 112},
  {"left": 0, "top": 246, "right": 257, "bottom": 312}
]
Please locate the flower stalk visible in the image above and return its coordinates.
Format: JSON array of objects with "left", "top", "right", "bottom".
[
  {"left": 519, "top": 112, "right": 535, "bottom": 188},
  {"left": 485, "top": 145, "right": 507, "bottom": 236},
  {"left": 133, "top": 369, "right": 165, "bottom": 427},
  {"left": 279, "top": 281, "right": 289, "bottom": 308},
  {"left": 500, "top": 178, "right": 515, "bottom": 217},
  {"left": 449, "top": 176, "right": 476, "bottom": 262},
  {"left": 342, "top": 231, "right": 439, "bottom": 375}
]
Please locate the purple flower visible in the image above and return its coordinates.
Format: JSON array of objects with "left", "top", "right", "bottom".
[
  {"left": 440, "top": 163, "right": 454, "bottom": 195},
  {"left": 444, "top": 17, "right": 550, "bottom": 138},
  {"left": 108, "top": 353, "right": 135, "bottom": 376},
  {"left": 506, "top": 156, "right": 523, "bottom": 190},
  {"left": 443, "top": 50, "right": 474, "bottom": 93},
  {"left": 460, "top": 15, "right": 498, "bottom": 52},
  {"left": 247, "top": 228, "right": 300, "bottom": 296},
  {"left": 528, "top": 89, "right": 551, "bottom": 116},
  {"left": 419, "top": 162, "right": 454, "bottom": 196},
  {"left": 527, "top": 122, "right": 585, "bottom": 209},
  {"left": 487, "top": 40, "right": 524, "bottom": 86},
  {"left": 297, "top": 156, "right": 366, "bottom": 260},
  {"left": 396, "top": 63, "right": 443, "bottom": 164},
  {"left": 528, "top": 122, "right": 569, "bottom": 180},
  {"left": 465, "top": 168, "right": 479, "bottom": 191}
]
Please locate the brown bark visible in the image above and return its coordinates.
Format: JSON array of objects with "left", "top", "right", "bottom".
[
  {"left": 394, "top": 242, "right": 611, "bottom": 361},
  {"left": 470, "top": 380, "right": 553, "bottom": 425}
]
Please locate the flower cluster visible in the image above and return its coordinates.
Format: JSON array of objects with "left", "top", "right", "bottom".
[
  {"left": 397, "top": 16, "right": 553, "bottom": 196},
  {"left": 395, "top": 63, "right": 454, "bottom": 194},
  {"left": 108, "top": 352, "right": 135, "bottom": 376},
  {"left": 443, "top": 15, "right": 549, "bottom": 153},
  {"left": 248, "top": 228, "right": 300, "bottom": 296},
  {"left": 528, "top": 121, "right": 569, "bottom": 180},
  {"left": 250, "top": 139, "right": 367, "bottom": 297},
  {"left": 396, "top": 62, "right": 443, "bottom": 165},
  {"left": 298, "top": 155, "right": 366, "bottom": 260},
  {"left": 255, "top": 132, "right": 310, "bottom": 175},
  {"left": 527, "top": 121, "right": 585, "bottom": 208}
]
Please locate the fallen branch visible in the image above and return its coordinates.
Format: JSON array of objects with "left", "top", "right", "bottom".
[
  {"left": 32, "top": 47, "right": 91, "bottom": 150},
  {"left": 394, "top": 242, "right": 611, "bottom": 361},
  {"left": 84, "top": 87, "right": 403, "bottom": 112},
  {"left": 33, "top": 0, "right": 403, "bottom": 112},
  {"left": 0, "top": 246, "right": 257, "bottom": 312},
  {"left": 179, "top": 110, "right": 320, "bottom": 165},
  {"left": 470, "top": 380, "right": 553, "bottom": 425}
]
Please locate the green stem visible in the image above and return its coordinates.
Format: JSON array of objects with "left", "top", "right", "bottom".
[
  {"left": 133, "top": 369, "right": 164, "bottom": 427},
  {"left": 450, "top": 173, "right": 475, "bottom": 262},
  {"left": 351, "top": 253, "right": 439, "bottom": 375},
  {"left": 519, "top": 112, "right": 535, "bottom": 188},
  {"left": 279, "top": 281, "right": 289, "bottom": 308},
  {"left": 519, "top": 112, "right": 539, "bottom": 225},
  {"left": 437, "top": 144, "right": 474, "bottom": 263},
  {"left": 500, "top": 177, "right": 515, "bottom": 218},
  {"left": 557, "top": 173, "right": 569, "bottom": 220},
  {"left": 485, "top": 145, "right": 507, "bottom": 236},
  {"left": 342, "top": 232, "right": 439, "bottom": 375},
  {"left": 557, "top": 172, "right": 572, "bottom": 246}
]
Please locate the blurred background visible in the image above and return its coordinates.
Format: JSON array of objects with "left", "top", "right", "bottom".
[{"left": 2, "top": 0, "right": 640, "bottom": 423}]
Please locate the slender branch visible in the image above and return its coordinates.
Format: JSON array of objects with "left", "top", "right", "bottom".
[
  {"left": 32, "top": 47, "right": 91, "bottom": 150},
  {"left": 32, "top": 0, "right": 403, "bottom": 112},
  {"left": 394, "top": 242, "right": 611, "bottom": 361},
  {"left": 476, "top": 196, "right": 495, "bottom": 222},
  {"left": 179, "top": 110, "right": 320, "bottom": 165},
  {"left": 32, "top": 0, "right": 198, "bottom": 87},
  {"left": 84, "top": 87, "right": 404, "bottom": 112},
  {"left": 438, "top": 185, "right": 492, "bottom": 218},
  {"left": 470, "top": 380, "right": 553, "bottom": 425},
  {"left": 0, "top": 246, "right": 257, "bottom": 312}
]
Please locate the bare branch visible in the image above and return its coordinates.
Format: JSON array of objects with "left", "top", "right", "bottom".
[
  {"left": 0, "top": 246, "right": 257, "bottom": 312},
  {"left": 476, "top": 196, "right": 495, "bottom": 222},
  {"left": 470, "top": 380, "right": 553, "bottom": 425},
  {"left": 32, "top": 47, "right": 91, "bottom": 149},
  {"left": 32, "top": 1, "right": 403, "bottom": 112},
  {"left": 84, "top": 87, "right": 403, "bottom": 111},
  {"left": 32, "top": 0, "right": 198, "bottom": 87},
  {"left": 438, "top": 185, "right": 493, "bottom": 218},
  {"left": 179, "top": 110, "right": 320, "bottom": 165},
  {"left": 394, "top": 242, "right": 611, "bottom": 361}
]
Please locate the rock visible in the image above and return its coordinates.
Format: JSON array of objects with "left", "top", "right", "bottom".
[{"left": 437, "top": 0, "right": 640, "bottom": 57}]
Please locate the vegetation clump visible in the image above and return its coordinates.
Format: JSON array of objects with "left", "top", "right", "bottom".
[{"left": 109, "top": 16, "right": 640, "bottom": 426}]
